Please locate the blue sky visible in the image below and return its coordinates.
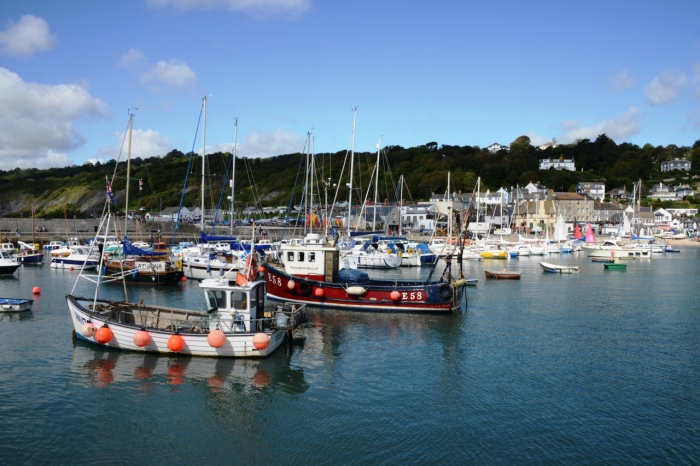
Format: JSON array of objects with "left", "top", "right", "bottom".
[{"left": 1, "top": 0, "right": 699, "bottom": 171}]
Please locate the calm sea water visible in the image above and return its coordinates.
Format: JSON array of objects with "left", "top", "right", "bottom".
[{"left": 1, "top": 249, "right": 699, "bottom": 464}]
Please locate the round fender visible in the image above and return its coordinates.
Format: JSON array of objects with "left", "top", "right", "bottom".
[
  {"left": 438, "top": 284, "right": 452, "bottom": 300},
  {"left": 300, "top": 281, "right": 312, "bottom": 294}
]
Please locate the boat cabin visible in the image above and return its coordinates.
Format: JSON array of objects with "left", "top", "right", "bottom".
[
  {"left": 280, "top": 234, "right": 339, "bottom": 281},
  {"left": 200, "top": 278, "right": 267, "bottom": 332},
  {"left": 0, "top": 243, "right": 17, "bottom": 253}
]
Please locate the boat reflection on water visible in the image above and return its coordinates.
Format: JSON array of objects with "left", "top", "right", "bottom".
[
  {"left": 70, "top": 340, "right": 308, "bottom": 393},
  {"left": 0, "top": 310, "right": 33, "bottom": 322}
]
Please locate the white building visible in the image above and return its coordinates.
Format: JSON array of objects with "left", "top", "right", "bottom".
[
  {"left": 661, "top": 159, "right": 691, "bottom": 172},
  {"left": 487, "top": 142, "right": 509, "bottom": 153},
  {"left": 575, "top": 182, "right": 606, "bottom": 200},
  {"left": 539, "top": 157, "right": 575, "bottom": 171}
]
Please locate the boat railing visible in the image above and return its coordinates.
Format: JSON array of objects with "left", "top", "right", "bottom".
[
  {"left": 267, "top": 304, "right": 306, "bottom": 331},
  {"left": 89, "top": 301, "right": 306, "bottom": 334}
]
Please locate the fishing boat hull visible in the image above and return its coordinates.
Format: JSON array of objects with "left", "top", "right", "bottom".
[
  {"left": 104, "top": 260, "right": 184, "bottom": 286},
  {"left": 0, "top": 298, "right": 33, "bottom": 312},
  {"left": 264, "top": 263, "right": 466, "bottom": 313},
  {"left": 50, "top": 258, "right": 98, "bottom": 269},
  {"left": 0, "top": 263, "right": 20, "bottom": 275},
  {"left": 17, "top": 252, "right": 44, "bottom": 264},
  {"left": 67, "top": 295, "right": 296, "bottom": 357}
]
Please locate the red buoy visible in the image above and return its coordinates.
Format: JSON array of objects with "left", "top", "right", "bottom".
[
  {"left": 133, "top": 329, "right": 151, "bottom": 347},
  {"left": 207, "top": 329, "right": 226, "bottom": 348},
  {"left": 287, "top": 279, "right": 296, "bottom": 290},
  {"left": 252, "top": 332, "right": 270, "bottom": 350},
  {"left": 95, "top": 325, "right": 113, "bottom": 344},
  {"left": 168, "top": 333, "right": 184, "bottom": 352},
  {"left": 180, "top": 276, "right": 187, "bottom": 282},
  {"left": 32, "top": 286, "right": 41, "bottom": 294},
  {"left": 258, "top": 265, "right": 266, "bottom": 274},
  {"left": 314, "top": 287, "right": 324, "bottom": 297},
  {"left": 390, "top": 290, "right": 401, "bottom": 301}
]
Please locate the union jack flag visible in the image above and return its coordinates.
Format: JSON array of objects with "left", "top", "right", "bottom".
[{"left": 106, "top": 177, "right": 115, "bottom": 205}]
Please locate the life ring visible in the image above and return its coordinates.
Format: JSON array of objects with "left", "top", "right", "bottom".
[
  {"left": 407, "top": 248, "right": 415, "bottom": 254},
  {"left": 386, "top": 248, "right": 392, "bottom": 254},
  {"left": 438, "top": 284, "right": 452, "bottom": 300},
  {"left": 300, "top": 280, "right": 312, "bottom": 294},
  {"left": 245, "top": 254, "right": 257, "bottom": 282}
]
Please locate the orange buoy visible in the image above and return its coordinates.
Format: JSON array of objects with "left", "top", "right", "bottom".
[
  {"left": 80, "top": 321, "right": 97, "bottom": 338},
  {"left": 133, "top": 329, "right": 151, "bottom": 347},
  {"left": 252, "top": 332, "right": 270, "bottom": 350},
  {"left": 69, "top": 266, "right": 74, "bottom": 271},
  {"left": 258, "top": 265, "right": 266, "bottom": 274},
  {"left": 390, "top": 290, "right": 401, "bottom": 301},
  {"left": 168, "top": 333, "right": 185, "bottom": 352},
  {"left": 95, "top": 325, "right": 113, "bottom": 344},
  {"left": 207, "top": 329, "right": 226, "bottom": 348},
  {"left": 180, "top": 276, "right": 187, "bottom": 282},
  {"left": 287, "top": 279, "right": 296, "bottom": 290},
  {"left": 314, "top": 287, "right": 324, "bottom": 297},
  {"left": 32, "top": 286, "right": 41, "bottom": 294}
]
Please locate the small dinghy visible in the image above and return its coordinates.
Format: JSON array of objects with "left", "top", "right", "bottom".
[
  {"left": 485, "top": 270, "right": 521, "bottom": 279},
  {"left": 0, "top": 298, "right": 34, "bottom": 312}
]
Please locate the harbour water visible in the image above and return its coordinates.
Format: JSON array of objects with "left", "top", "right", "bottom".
[{"left": 1, "top": 249, "right": 699, "bottom": 464}]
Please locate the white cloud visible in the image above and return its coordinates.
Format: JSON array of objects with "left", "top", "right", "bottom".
[
  {"left": 239, "top": 129, "right": 304, "bottom": 157},
  {"left": 608, "top": 69, "right": 636, "bottom": 92},
  {"left": 99, "top": 128, "right": 174, "bottom": 160},
  {"left": 523, "top": 132, "right": 551, "bottom": 147},
  {"left": 644, "top": 71, "right": 687, "bottom": 105},
  {"left": 141, "top": 60, "right": 198, "bottom": 89},
  {"left": 0, "top": 67, "right": 111, "bottom": 170},
  {"left": 0, "top": 15, "right": 56, "bottom": 57},
  {"left": 119, "top": 48, "right": 148, "bottom": 70},
  {"left": 147, "top": 0, "right": 311, "bottom": 19},
  {"left": 559, "top": 107, "right": 642, "bottom": 143}
]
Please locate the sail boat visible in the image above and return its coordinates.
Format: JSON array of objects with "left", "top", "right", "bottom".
[
  {"left": 16, "top": 199, "right": 44, "bottom": 264},
  {"left": 101, "top": 113, "right": 184, "bottom": 285},
  {"left": 345, "top": 138, "right": 402, "bottom": 269},
  {"left": 265, "top": 116, "right": 467, "bottom": 312}
]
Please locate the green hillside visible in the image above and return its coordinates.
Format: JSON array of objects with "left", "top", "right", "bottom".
[{"left": 1, "top": 135, "right": 698, "bottom": 219}]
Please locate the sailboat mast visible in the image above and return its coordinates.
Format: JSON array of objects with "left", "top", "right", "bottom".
[
  {"left": 201, "top": 96, "right": 207, "bottom": 232},
  {"left": 124, "top": 113, "right": 133, "bottom": 235},
  {"left": 230, "top": 118, "right": 237, "bottom": 237},
  {"left": 347, "top": 108, "right": 356, "bottom": 236},
  {"left": 310, "top": 134, "right": 315, "bottom": 234},
  {"left": 373, "top": 138, "right": 381, "bottom": 230},
  {"left": 399, "top": 175, "right": 404, "bottom": 236}
]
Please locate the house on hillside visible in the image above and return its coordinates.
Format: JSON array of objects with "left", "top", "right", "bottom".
[
  {"left": 539, "top": 157, "right": 575, "bottom": 171},
  {"left": 676, "top": 186, "right": 694, "bottom": 199},
  {"left": 594, "top": 202, "right": 624, "bottom": 224},
  {"left": 654, "top": 208, "right": 673, "bottom": 226},
  {"left": 607, "top": 187, "right": 631, "bottom": 201},
  {"left": 575, "top": 182, "right": 606, "bottom": 200},
  {"left": 552, "top": 192, "right": 594, "bottom": 223},
  {"left": 524, "top": 181, "right": 547, "bottom": 195},
  {"left": 487, "top": 142, "right": 509, "bottom": 153},
  {"left": 648, "top": 183, "right": 677, "bottom": 201},
  {"left": 661, "top": 159, "right": 691, "bottom": 172}
]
